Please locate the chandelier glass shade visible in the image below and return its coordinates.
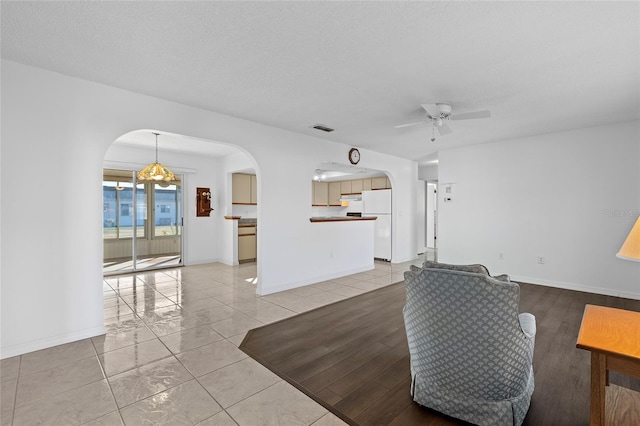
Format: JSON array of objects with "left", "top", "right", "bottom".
[{"left": 137, "top": 132, "right": 176, "bottom": 182}]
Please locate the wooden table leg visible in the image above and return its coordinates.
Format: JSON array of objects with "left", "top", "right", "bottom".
[{"left": 590, "top": 352, "right": 607, "bottom": 426}]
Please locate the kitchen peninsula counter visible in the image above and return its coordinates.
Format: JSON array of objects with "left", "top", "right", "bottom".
[{"left": 309, "top": 216, "right": 377, "bottom": 223}]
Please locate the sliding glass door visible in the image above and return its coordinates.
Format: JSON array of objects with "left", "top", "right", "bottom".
[{"left": 103, "top": 169, "right": 182, "bottom": 275}]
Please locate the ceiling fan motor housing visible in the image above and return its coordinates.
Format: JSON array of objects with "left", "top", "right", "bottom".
[{"left": 436, "top": 103, "right": 452, "bottom": 118}]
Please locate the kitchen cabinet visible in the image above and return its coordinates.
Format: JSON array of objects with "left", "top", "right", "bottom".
[
  {"left": 362, "top": 178, "right": 372, "bottom": 191},
  {"left": 232, "top": 173, "right": 257, "bottom": 205},
  {"left": 312, "top": 177, "right": 387, "bottom": 206},
  {"left": 329, "top": 182, "right": 341, "bottom": 206},
  {"left": 238, "top": 226, "right": 257, "bottom": 262},
  {"left": 312, "top": 181, "right": 329, "bottom": 206},
  {"left": 340, "top": 180, "right": 352, "bottom": 195},
  {"left": 371, "top": 176, "right": 391, "bottom": 190},
  {"left": 350, "top": 179, "right": 363, "bottom": 194},
  {"left": 250, "top": 175, "right": 257, "bottom": 204}
]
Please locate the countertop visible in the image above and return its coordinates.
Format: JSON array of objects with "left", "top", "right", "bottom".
[{"left": 309, "top": 216, "right": 377, "bottom": 223}]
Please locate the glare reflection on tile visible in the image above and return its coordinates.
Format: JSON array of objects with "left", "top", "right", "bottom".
[
  {"left": 108, "top": 357, "right": 192, "bottom": 408},
  {"left": 145, "top": 315, "right": 207, "bottom": 337},
  {"left": 120, "top": 379, "right": 221, "bottom": 425},
  {"left": 124, "top": 294, "right": 176, "bottom": 315},
  {"left": 159, "top": 326, "right": 224, "bottom": 354},
  {"left": 92, "top": 325, "right": 157, "bottom": 354},
  {"left": 138, "top": 305, "right": 185, "bottom": 324},
  {"left": 99, "top": 339, "right": 171, "bottom": 377},
  {"left": 177, "top": 295, "right": 225, "bottom": 311}
]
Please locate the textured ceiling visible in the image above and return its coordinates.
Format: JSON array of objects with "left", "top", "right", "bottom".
[{"left": 2, "top": 1, "right": 638, "bottom": 163}]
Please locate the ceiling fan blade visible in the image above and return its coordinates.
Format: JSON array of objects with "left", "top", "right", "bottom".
[
  {"left": 393, "top": 119, "right": 431, "bottom": 129},
  {"left": 420, "top": 103, "right": 440, "bottom": 119},
  {"left": 438, "top": 122, "right": 453, "bottom": 135},
  {"left": 450, "top": 110, "right": 491, "bottom": 120}
]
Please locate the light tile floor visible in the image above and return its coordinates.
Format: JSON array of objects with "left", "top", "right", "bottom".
[{"left": 1, "top": 253, "right": 434, "bottom": 425}]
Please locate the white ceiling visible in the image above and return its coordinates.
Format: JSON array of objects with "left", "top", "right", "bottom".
[
  {"left": 2, "top": 2, "right": 638, "bottom": 163},
  {"left": 113, "top": 130, "right": 242, "bottom": 158}
]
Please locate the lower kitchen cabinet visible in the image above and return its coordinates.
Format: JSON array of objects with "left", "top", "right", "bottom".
[{"left": 238, "top": 226, "right": 257, "bottom": 262}]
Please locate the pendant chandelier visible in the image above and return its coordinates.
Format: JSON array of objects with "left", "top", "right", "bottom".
[{"left": 137, "top": 132, "right": 176, "bottom": 182}]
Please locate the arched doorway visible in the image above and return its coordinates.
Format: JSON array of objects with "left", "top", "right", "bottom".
[{"left": 103, "top": 129, "right": 260, "bottom": 276}]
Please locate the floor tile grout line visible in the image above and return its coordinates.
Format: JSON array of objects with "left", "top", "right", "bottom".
[
  {"left": 89, "top": 337, "right": 126, "bottom": 426},
  {"left": 192, "top": 356, "right": 253, "bottom": 423},
  {"left": 8, "top": 354, "right": 22, "bottom": 425}
]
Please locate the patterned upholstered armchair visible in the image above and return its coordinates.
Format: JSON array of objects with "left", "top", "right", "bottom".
[{"left": 403, "top": 262, "right": 536, "bottom": 426}]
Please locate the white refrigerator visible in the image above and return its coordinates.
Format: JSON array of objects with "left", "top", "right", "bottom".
[{"left": 363, "top": 189, "right": 392, "bottom": 261}]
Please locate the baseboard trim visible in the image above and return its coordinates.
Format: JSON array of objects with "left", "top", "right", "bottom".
[
  {"left": 0, "top": 325, "right": 106, "bottom": 360},
  {"left": 511, "top": 275, "right": 640, "bottom": 301}
]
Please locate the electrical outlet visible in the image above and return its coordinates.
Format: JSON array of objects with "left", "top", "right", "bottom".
[
  {"left": 498, "top": 252, "right": 504, "bottom": 260},
  {"left": 537, "top": 256, "right": 545, "bottom": 264}
]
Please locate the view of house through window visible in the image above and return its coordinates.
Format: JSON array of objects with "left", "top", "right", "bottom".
[{"left": 103, "top": 169, "right": 182, "bottom": 274}]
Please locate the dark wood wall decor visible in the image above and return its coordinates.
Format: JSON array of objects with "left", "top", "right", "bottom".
[{"left": 196, "top": 187, "right": 214, "bottom": 217}]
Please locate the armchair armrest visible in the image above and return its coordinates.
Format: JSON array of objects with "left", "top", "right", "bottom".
[{"left": 518, "top": 312, "right": 536, "bottom": 340}]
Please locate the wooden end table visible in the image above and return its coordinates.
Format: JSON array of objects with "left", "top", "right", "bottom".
[{"left": 576, "top": 304, "right": 640, "bottom": 425}]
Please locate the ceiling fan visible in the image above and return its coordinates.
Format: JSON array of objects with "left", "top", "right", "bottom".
[{"left": 394, "top": 103, "right": 491, "bottom": 141}]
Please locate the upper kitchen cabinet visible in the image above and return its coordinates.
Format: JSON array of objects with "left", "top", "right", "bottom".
[
  {"left": 340, "top": 180, "right": 352, "bottom": 195},
  {"left": 340, "top": 179, "right": 365, "bottom": 195},
  {"left": 371, "top": 176, "right": 391, "bottom": 190},
  {"left": 232, "top": 173, "right": 258, "bottom": 205},
  {"left": 350, "top": 179, "right": 363, "bottom": 194},
  {"left": 250, "top": 175, "right": 257, "bottom": 204},
  {"left": 312, "top": 181, "right": 329, "bottom": 206},
  {"left": 363, "top": 178, "right": 372, "bottom": 191},
  {"left": 329, "top": 182, "right": 342, "bottom": 206}
]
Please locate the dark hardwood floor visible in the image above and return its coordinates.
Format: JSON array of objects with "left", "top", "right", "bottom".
[{"left": 240, "top": 281, "right": 640, "bottom": 425}]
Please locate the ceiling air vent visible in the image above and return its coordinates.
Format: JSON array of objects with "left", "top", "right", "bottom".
[{"left": 311, "top": 124, "right": 334, "bottom": 133}]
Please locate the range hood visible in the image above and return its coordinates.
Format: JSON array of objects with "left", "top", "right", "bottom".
[{"left": 340, "top": 194, "right": 362, "bottom": 201}]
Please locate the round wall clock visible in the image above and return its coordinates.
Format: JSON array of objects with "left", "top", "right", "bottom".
[{"left": 348, "top": 148, "right": 361, "bottom": 165}]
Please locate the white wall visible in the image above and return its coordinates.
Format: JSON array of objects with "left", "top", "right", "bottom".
[
  {"left": 418, "top": 164, "right": 438, "bottom": 181},
  {"left": 438, "top": 121, "right": 640, "bottom": 299},
  {"left": 0, "top": 60, "right": 418, "bottom": 358}
]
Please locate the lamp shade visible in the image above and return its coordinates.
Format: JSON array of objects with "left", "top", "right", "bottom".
[
  {"left": 617, "top": 216, "right": 640, "bottom": 262},
  {"left": 137, "top": 162, "right": 175, "bottom": 182}
]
